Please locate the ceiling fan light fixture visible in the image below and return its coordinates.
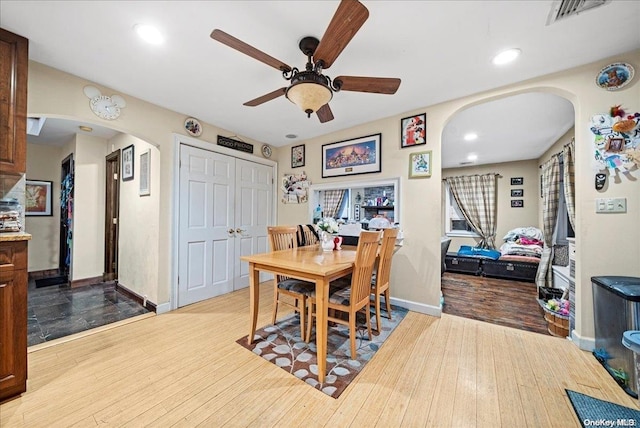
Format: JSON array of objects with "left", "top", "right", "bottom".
[{"left": 285, "top": 72, "right": 333, "bottom": 118}]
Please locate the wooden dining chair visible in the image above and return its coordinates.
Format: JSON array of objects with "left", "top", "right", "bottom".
[
  {"left": 305, "top": 230, "right": 381, "bottom": 358},
  {"left": 296, "top": 224, "right": 320, "bottom": 247},
  {"left": 268, "top": 226, "right": 315, "bottom": 339},
  {"left": 371, "top": 228, "right": 398, "bottom": 332}
]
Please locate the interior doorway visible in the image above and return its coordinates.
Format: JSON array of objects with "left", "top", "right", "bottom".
[
  {"left": 104, "top": 150, "right": 120, "bottom": 281},
  {"left": 59, "top": 154, "right": 74, "bottom": 281}
]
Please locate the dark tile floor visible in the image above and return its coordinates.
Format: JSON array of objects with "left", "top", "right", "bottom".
[{"left": 27, "top": 279, "right": 150, "bottom": 347}]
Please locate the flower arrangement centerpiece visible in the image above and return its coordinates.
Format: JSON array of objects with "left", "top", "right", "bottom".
[{"left": 316, "top": 217, "right": 340, "bottom": 234}]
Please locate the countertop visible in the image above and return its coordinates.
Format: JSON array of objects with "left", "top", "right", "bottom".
[{"left": 0, "top": 232, "right": 32, "bottom": 242}]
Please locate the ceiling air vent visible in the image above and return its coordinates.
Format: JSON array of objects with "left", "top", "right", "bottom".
[
  {"left": 459, "top": 161, "right": 474, "bottom": 166},
  {"left": 547, "top": 0, "right": 611, "bottom": 25}
]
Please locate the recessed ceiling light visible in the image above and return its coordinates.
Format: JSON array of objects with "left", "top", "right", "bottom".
[
  {"left": 492, "top": 48, "right": 521, "bottom": 65},
  {"left": 463, "top": 132, "right": 478, "bottom": 141},
  {"left": 285, "top": 134, "right": 298, "bottom": 139},
  {"left": 78, "top": 126, "right": 93, "bottom": 132},
  {"left": 134, "top": 24, "right": 164, "bottom": 45},
  {"left": 467, "top": 154, "right": 478, "bottom": 161}
]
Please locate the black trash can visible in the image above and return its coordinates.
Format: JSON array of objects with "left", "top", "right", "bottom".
[{"left": 592, "top": 276, "right": 640, "bottom": 397}]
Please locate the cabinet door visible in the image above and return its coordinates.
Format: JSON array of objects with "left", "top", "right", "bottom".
[
  {"left": 0, "top": 269, "right": 28, "bottom": 402},
  {"left": 0, "top": 28, "right": 28, "bottom": 175}
]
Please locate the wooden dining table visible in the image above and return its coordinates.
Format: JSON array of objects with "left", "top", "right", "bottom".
[{"left": 240, "top": 244, "right": 358, "bottom": 383}]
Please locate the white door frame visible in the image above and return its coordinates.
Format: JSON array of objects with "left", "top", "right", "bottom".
[{"left": 171, "top": 133, "right": 277, "bottom": 311}]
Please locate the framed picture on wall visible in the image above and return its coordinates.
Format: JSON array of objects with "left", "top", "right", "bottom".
[
  {"left": 291, "top": 144, "right": 305, "bottom": 168},
  {"left": 139, "top": 149, "right": 151, "bottom": 196},
  {"left": 408, "top": 150, "right": 432, "bottom": 179},
  {"left": 510, "top": 177, "right": 523, "bottom": 185},
  {"left": 122, "top": 144, "right": 134, "bottom": 181},
  {"left": 511, "top": 189, "right": 523, "bottom": 197},
  {"left": 322, "top": 133, "right": 381, "bottom": 178},
  {"left": 511, "top": 199, "right": 524, "bottom": 208},
  {"left": 25, "top": 180, "right": 53, "bottom": 216},
  {"left": 400, "top": 113, "right": 426, "bottom": 148}
]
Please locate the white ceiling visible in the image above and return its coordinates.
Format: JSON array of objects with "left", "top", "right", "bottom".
[{"left": 2, "top": 0, "right": 639, "bottom": 167}]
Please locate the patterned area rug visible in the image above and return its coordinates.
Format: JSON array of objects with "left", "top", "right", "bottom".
[
  {"left": 236, "top": 305, "right": 408, "bottom": 398},
  {"left": 567, "top": 389, "right": 640, "bottom": 427}
]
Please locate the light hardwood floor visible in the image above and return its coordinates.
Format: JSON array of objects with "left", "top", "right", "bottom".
[{"left": 1, "top": 282, "right": 636, "bottom": 427}]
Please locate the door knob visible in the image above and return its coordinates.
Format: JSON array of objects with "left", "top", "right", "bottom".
[
  {"left": 236, "top": 228, "right": 244, "bottom": 235},
  {"left": 228, "top": 228, "right": 235, "bottom": 234}
]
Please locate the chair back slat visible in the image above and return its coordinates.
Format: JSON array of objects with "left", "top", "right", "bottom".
[
  {"left": 297, "top": 224, "right": 320, "bottom": 246},
  {"left": 374, "top": 228, "right": 399, "bottom": 293},
  {"left": 268, "top": 226, "right": 298, "bottom": 282},
  {"left": 350, "top": 231, "right": 381, "bottom": 304}
]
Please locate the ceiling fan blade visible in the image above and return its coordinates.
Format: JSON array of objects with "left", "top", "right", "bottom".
[
  {"left": 211, "top": 29, "right": 292, "bottom": 72},
  {"left": 316, "top": 104, "right": 334, "bottom": 123},
  {"left": 243, "top": 88, "right": 287, "bottom": 107},
  {"left": 334, "top": 76, "right": 401, "bottom": 94},
  {"left": 313, "top": 0, "right": 369, "bottom": 69}
]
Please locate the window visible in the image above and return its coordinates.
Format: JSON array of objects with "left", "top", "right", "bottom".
[{"left": 444, "top": 184, "right": 479, "bottom": 237}]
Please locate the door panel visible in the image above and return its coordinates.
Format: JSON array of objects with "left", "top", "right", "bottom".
[
  {"left": 234, "top": 158, "right": 272, "bottom": 290},
  {"left": 178, "top": 145, "right": 234, "bottom": 306}
]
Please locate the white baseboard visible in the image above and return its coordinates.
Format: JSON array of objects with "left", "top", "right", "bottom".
[
  {"left": 156, "top": 302, "right": 171, "bottom": 314},
  {"left": 390, "top": 296, "right": 441, "bottom": 317},
  {"left": 570, "top": 329, "right": 596, "bottom": 351}
]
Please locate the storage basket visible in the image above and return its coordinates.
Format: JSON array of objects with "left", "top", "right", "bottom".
[
  {"left": 537, "top": 298, "right": 570, "bottom": 337},
  {"left": 544, "top": 312, "right": 569, "bottom": 337}
]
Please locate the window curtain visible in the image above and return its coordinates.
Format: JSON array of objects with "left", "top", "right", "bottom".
[
  {"left": 536, "top": 156, "right": 561, "bottom": 289},
  {"left": 563, "top": 139, "right": 576, "bottom": 231},
  {"left": 444, "top": 173, "right": 498, "bottom": 249},
  {"left": 322, "top": 189, "right": 346, "bottom": 219}
]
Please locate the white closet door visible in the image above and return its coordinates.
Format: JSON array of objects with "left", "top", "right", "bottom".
[
  {"left": 178, "top": 145, "right": 235, "bottom": 306},
  {"left": 234, "top": 158, "right": 272, "bottom": 290}
]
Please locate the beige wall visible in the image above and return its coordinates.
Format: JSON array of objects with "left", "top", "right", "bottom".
[
  {"left": 443, "top": 160, "right": 540, "bottom": 253},
  {"left": 277, "top": 49, "right": 640, "bottom": 344},
  {"left": 27, "top": 48, "right": 640, "bottom": 343},
  {"left": 25, "top": 143, "right": 62, "bottom": 271},
  {"left": 27, "top": 61, "right": 268, "bottom": 308},
  {"left": 109, "top": 134, "right": 161, "bottom": 303}
]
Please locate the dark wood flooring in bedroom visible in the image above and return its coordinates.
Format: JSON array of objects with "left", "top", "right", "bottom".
[{"left": 441, "top": 272, "right": 550, "bottom": 335}]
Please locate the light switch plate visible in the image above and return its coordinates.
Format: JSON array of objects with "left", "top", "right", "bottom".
[{"left": 595, "top": 198, "right": 627, "bottom": 213}]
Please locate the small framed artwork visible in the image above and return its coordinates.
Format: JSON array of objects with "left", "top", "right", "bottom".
[
  {"left": 25, "top": 180, "right": 53, "bottom": 216},
  {"left": 605, "top": 137, "right": 625, "bottom": 153},
  {"left": 322, "top": 133, "right": 381, "bottom": 178},
  {"left": 354, "top": 204, "right": 360, "bottom": 221},
  {"left": 511, "top": 199, "right": 524, "bottom": 208},
  {"left": 511, "top": 189, "right": 523, "bottom": 197},
  {"left": 408, "top": 150, "right": 432, "bottom": 179},
  {"left": 400, "top": 113, "right": 426, "bottom": 148},
  {"left": 139, "top": 149, "right": 151, "bottom": 196},
  {"left": 122, "top": 145, "right": 134, "bottom": 181},
  {"left": 510, "top": 177, "right": 523, "bottom": 185},
  {"left": 291, "top": 144, "right": 305, "bottom": 168}
]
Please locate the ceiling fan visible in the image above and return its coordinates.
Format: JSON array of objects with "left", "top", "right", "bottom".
[{"left": 210, "top": 0, "right": 401, "bottom": 123}]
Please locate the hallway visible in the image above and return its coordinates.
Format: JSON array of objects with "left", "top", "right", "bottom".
[{"left": 27, "top": 279, "right": 150, "bottom": 347}]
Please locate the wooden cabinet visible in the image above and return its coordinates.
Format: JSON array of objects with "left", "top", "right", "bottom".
[
  {"left": 0, "top": 28, "right": 29, "bottom": 175},
  {"left": 0, "top": 240, "right": 28, "bottom": 402}
]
